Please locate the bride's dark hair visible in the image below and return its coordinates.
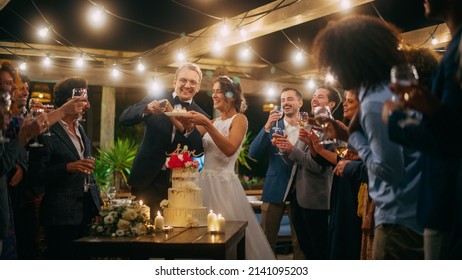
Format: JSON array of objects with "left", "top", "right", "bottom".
[{"left": 215, "top": 76, "right": 247, "bottom": 113}]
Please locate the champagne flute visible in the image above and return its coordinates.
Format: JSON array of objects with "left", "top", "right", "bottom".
[
  {"left": 43, "top": 104, "right": 55, "bottom": 136},
  {"left": 390, "top": 63, "right": 421, "bottom": 127},
  {"left": 28, "top": 99, "right": 44, "bottom": 148},
  {"left": 273, "top": 105, "right": 282, "bottom": 128},
  {"left": 83, "top": 155, "right": 95, "bottom": 192},
  {"left": 271, "top": 126, "right": 285, "bottom": 155},
  {"left": 71, "top": 88, "right": 87, "bottom": 122}
]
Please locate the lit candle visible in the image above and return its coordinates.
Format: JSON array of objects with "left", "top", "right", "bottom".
[
  {"left": 216, "top": 214, "right": 225, "bottom": 233},
  {"left": 154, "top": 211, "right": 164, "bottom": 230},
  {"left": 207, "top": 210, "right": 217, "bottom": 232},
  {"left": 139, "top": 200, "right": 143, "bottom": 206}
]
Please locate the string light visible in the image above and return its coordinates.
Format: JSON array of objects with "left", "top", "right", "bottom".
[
  {"left": 431, "top": 33, "right": 439, "bottom": 45},
  {"left": 266, "top": 86, "right": 276, "bottom": 98},
  {"left": 43, "top": 55, "right": 51, "bottom": 66},
  {"left": 239, "top": 46, "right": 251, "bottom": 60},
  {"left": 325, "top": 73, "right": 335, "bottom": 84},
  {"left": 4, "top": 0, "right": 445, "bottom": 93},
  {"left": 176, "top": 50, "right": 186, "bottom": 62},
  {"left": 306, "top": 78, "right": 316, "bottom": 90},
  {"left": 19, "top": 60, "right": 27, "bottom": 71},
  {"left": 137, "top": 57, "right": 145, "bottom": 72},
  {"left": 220, "top": 18, "right": 230, "bottom": 37},
  {"left": 212, "top": 40, "right": 224, "bottom": 56},
  {"left": 341, "top": 0, "right": 351, "bottom": 10},
  {"left": 111, "top": 64, "right": 120, "bottom": 78},
  {"left": 88, "top": 5, "right": 105, "bottom": 28},
  {"left": 38, "top": 26, "right": 49, "bottom": 38},
  {"left": 76, "top": 53, "right": 84, "bottom": 67}
]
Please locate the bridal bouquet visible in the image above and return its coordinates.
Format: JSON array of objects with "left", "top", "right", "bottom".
[
  {"left": 165, "top": 144, "right": 200, "bottom": 169},
  {"left": 90, "top": 200, "right": 154, "bottom": 237}
]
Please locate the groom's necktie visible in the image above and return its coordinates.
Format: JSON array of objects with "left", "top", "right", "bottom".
[{"left": 173, "top": 96, "right": 190, "bottom": 109}]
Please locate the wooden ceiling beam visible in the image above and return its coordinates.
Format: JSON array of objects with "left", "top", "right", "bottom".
[{"left": 142, "top": 0, "right": 374, "bottom": 71}]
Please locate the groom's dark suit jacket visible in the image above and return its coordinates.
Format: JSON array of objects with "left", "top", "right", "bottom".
[
  {"left": 28, "top": 123, "right": 102, "bottom": 226},
  {"left": 119, "top": 94, "right": 209, "bottom": 212}
]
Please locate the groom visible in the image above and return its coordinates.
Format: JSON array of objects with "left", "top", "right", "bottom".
[{"left": 119, "top": 62, "right": 209, "bottom": 217}]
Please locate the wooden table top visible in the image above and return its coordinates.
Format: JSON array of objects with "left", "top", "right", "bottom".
[{"left": 74, "top": 221, "right": 248, "bottom": 259}]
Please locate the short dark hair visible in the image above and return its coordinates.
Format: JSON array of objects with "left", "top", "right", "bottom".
[
  {"left": 317, "top": 84, "right": 342, "bottom": 111},
  {"left": 53, "top": 77, "right": 87, "bottom": 107},
  {"left": 281, "top": 87, "right": 302, "bottom": 100}
]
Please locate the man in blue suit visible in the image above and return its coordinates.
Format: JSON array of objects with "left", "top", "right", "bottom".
[
  {"left": 120, "top": 62, "right": 209, "bottom": 217},
  {"left": 249, "top": 88, "right": 304, "bottom": 259}
]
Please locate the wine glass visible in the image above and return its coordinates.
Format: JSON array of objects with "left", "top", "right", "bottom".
[
  {"left": 83, "top": 155, "right": 95, "bottom": 192},
  {"left": 43, "top": 104, "right": 55, "bottom": 136},
  {"left": 298, "top": 111, "right": 310, "bottom": 129},
  {"left": 28, "top": 99, "right": 44, "bottom": 148},
  {"left": 271, "top": 126, "right": 285, "bottom": 155},
  {"left": 313, "top": 105, "right": 333, "bottom": 144},
  {"left": 106, "top": 186, "right": 117, "bottom": 208},
  {"left": 273, "top": 105, "right": 282, "bottom": 128},
  {"left": 71, "top": 88, "right": 87, "bottom": 122},
  {"left": 390, "top": 63, "right": 421, "bottom": 127},
  {"left": 333, "top": 139, "right": 348, "bottom": 159}
]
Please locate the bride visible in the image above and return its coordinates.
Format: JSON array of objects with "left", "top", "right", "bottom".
[{"left": 175, "top": 76, "right": 275, "bottom": 260}]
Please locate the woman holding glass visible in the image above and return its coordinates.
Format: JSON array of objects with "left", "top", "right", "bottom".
[{"left": 27, "top": 77, "right": 102, "bottom": 259}]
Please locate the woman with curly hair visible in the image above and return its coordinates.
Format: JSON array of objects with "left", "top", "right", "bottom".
[{"left": 312, "top": 15, "right": 424, "bottom": 259}]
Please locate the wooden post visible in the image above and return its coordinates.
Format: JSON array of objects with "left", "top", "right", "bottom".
[{"left": 100, "top": 86, "right": 115, "bottom": 149}]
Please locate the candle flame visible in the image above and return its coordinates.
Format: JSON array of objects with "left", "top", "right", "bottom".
[
  {"left": 157, "top": 211, "right": 161, "bottom": 216},
  {"left": 139, "top": 200, "right": 143, "bottom": 205}
]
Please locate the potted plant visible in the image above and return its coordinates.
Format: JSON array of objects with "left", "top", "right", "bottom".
[
  {"left": 94, "top": 138, "right": 139, "bottom": 196},
  {"left": 236, "top": 131, "right": 257, "bottom": 174}
]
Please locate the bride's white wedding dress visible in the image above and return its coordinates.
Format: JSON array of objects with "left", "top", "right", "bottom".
[{"left": 200, "top": 115, "right": 276, "bottom": 260}]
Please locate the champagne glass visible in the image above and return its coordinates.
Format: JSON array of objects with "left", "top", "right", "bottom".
[
  {"left": 106, "top": 186, "right": 117, "bottom": 208},
  {"left": 273, "top": 105, "right": 282, "bottom": 128},
  {"left": 71, "top": 88, "right": 87, "bottom": 122},
  {"left": 298, "top": 111, "right": 310, "bottom": 129},
  {"left": 390, "top": 64, "right": 421, "bottom": 127},
  {"left": 28, "top": 99, "right": 44, "bottom": 148},
  {"left": 333, "top": 139, "right": 348, "bottom": 159},
  {"left": 43, "top": 104, "right": 55, "bottom": 136},
  {"left": 313, "top": 105, "right": 333, "bottom": 144},
  {"left": 271, "top": 126, "right": 285, "bottom": 155},
  {"left": 83, "top": 155, "right": 95, "bottom": 192}
]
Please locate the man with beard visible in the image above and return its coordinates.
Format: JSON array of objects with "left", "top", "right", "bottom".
[{"left": 249, "top": 88, "right": 305, "bottom": 259}]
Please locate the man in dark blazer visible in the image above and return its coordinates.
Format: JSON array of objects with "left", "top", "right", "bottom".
[
  {"left": 248, "top": 87, "right": 304, "bottom": 259},
  {"left": 120, "top": 62, "right": 209, "bottom": 216},
  {"left": 28, "top": 77, "right": 102, "bottom": 259}
]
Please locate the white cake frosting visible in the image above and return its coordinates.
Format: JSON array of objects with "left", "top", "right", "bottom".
[{"left": 163, "top": 168, "right": 207, "bottom": 227}]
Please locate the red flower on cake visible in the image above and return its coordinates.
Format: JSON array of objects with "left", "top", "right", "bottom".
[{"left": 165, "top": 144, "right": 200, "bottom": 169}]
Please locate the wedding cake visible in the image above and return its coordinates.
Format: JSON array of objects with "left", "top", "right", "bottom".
[{"left": 162, "top": 145, "right": 207, "bottom": 227}]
